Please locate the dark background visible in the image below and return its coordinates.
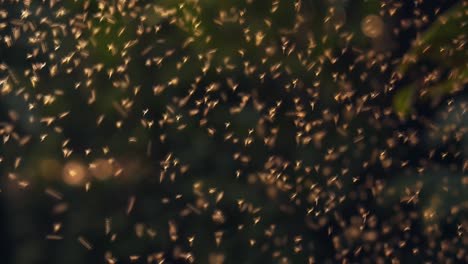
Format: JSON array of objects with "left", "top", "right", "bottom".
[{"left": 0, "top": 0, "right": 466, "bottom": 263}]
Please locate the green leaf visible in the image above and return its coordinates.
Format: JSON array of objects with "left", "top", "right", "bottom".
[
  {"left": 394, "top": 1, "right": 468, "bottom": 116},
  {"left": 393, "top": 85, "right": 415, "bottom": 119},
  {"left": 397, "top": 1, "right": 468, "bottom": 75},
  {"left": 394, "top": 65, "right": 468, "bottom": 116},
  {"left": 425, "top": 66, "right": 468, "bottom": 98}
]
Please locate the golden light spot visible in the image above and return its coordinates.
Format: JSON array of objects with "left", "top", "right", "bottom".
[
  {"left": 212, "top": 210, "right": 225, "bottom": 224},
  {"left": 62, "top": 161, "right": 87, "bottom": 186},
  {"left": 361, "top": 15, "right": 384, "bottom": 38},
  {"left": 89, "top": 158, "right": 114, "bottom": 180},
  {"left": 423, "top": 208, "right": 436, "bottom": 221}
]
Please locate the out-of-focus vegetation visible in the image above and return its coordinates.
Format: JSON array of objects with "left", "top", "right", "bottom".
[
  {"left": 394, "top": 0, "right": 468, "bottom": 117},
  {"left": 0, "top": 0, "right": 467, "bottom": 263}
]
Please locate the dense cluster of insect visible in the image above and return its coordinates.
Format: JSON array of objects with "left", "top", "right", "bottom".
[{"left": 0, "top": 0, "right": 467, "bottom": 263}]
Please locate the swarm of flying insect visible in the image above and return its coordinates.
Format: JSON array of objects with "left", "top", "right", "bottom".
[{"left": 0, "top": 0, "right": 467, "bottom": 263}]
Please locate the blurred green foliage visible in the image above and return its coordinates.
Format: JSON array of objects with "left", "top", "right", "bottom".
[{"left": 394, "top": 1, "right": 468, "bottom": 117}]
